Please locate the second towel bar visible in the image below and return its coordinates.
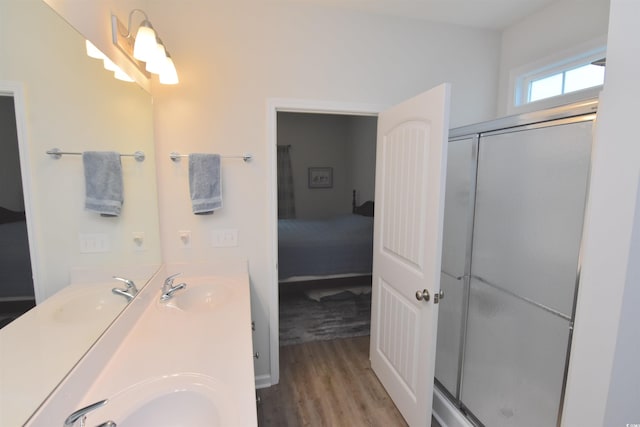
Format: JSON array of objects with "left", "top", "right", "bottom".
[{"left": 169, "top": 152, "right": 253, "bottom": 162}]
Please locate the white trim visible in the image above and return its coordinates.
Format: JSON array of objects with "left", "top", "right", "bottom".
[
  {"left": 254, "top": 374, "right": 272, "bottom": 390},
  {"left": 0, "top": 81, "right": 43, "bottom": 304},
  {"left": 265, "top": 98, "right": 385, "bottom": 385},
  {"left": 432, "top": 386, "right": 475, "bottom": 427},
  {"left": 507, "top": 36, "right": 607, "bottom": 115}
]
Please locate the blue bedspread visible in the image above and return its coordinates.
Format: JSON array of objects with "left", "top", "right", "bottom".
[{"left": 278, "top": 214, "right": 374, "bottom": 280}]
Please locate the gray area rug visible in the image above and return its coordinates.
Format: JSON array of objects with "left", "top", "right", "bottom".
[{"left": 279, "top": 289, "right": 372, "bottom": 346}]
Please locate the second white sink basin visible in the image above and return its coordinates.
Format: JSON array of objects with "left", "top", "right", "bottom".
[{"left": 48, "top": 283, "right": 127, "bottom": 324}]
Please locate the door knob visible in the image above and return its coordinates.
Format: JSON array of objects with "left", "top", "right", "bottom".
[
  {"left": 434, "top": 289, "right": 444, "bottom": 304},
  {"left": 415, "top": 289, "right": 430, "bottom": 302}
]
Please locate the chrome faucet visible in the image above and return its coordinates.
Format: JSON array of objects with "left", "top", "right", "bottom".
[
  {"left": 111, "top": 276, "right": 139, "bottom": 302},
  {"left": 160, "top": 273, "right": 187, "bottom": 301},
  {"left": 64, "top": 399, "right": 110, "bottom": 427}
]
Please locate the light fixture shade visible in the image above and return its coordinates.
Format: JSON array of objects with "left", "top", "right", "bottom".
[
  {"left": 159, "top": 55, "right": 179, "bottom": 85},
  {"left": 145, "top": 42, "right": 167, "bottom": 75},
  {"left": 133, "top": 20, "right": 157, "bottom": 62},
  {"left": 103, "top": 57, "right": 118, "bottom": 72},
  {"left": 85, "top": 40, "right": 105, "bottom": 59},
  {"left": 114, "top": 67, "right": 135, "bottom": 82}
]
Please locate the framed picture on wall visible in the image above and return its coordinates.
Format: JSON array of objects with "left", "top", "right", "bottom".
[{"left": 308, "top": 167, "right": 333, "bottom": 189}]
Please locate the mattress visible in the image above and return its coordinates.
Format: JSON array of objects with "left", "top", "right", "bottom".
[{"left": 278, "top": 214, "right": 374, "bottom": 281}]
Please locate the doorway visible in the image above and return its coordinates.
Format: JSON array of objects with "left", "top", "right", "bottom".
[
  {"left": 276, "top": 111, "right": 378, "bottom": 347},
  {"left": 267, "top": 99, "right": 384, "bottom": 386},
  {"left": 266, "top": 86, "right": 452, "bottom": 426},
  {"left": 0, "top": 93, "right": 35, "bottom": 327}
]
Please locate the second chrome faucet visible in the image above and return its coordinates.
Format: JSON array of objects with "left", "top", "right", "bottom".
[
  {"left": 111, "top": 277, "right": 139, "bottom": 302},
  {"left": 160, "top": 273, "right": 187, "bottom": 301}
]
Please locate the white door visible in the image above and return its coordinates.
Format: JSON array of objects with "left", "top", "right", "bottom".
[{"left": 370, "top": 83, "right": 451, "bottom": 427}]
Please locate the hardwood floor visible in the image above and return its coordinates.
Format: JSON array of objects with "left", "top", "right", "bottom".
[{"left": 257, "top": 336, "right": 441, "bottom": 427}]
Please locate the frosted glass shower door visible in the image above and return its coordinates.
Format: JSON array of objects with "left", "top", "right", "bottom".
[
  {"left": 460, "top": 119, "right": 593, "bottom": 427},
  {"left": 435, "top": 136, "right": 476, "bottom": 397}
]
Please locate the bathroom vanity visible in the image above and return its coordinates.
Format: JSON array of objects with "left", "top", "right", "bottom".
[
  {"left": 0, "top": 265, "right": 159, "bottom": 427},
  {"left": 22, "top": 259, "right": 257, "bottom": 426}
]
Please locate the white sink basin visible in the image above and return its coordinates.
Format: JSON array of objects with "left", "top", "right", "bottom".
[
  {"left": 47, "top": 284, "right": 126, "bottom": 324},
  {"left": 87, "top": 374, "right": 238, "bottom": 426},
  {"left": 158, "top": 282, "right": 232, "bottom": 313}
]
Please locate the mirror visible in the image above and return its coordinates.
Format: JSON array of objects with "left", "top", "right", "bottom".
[{"left": 0, "top": 0, "right": 160, "bottom": 425}]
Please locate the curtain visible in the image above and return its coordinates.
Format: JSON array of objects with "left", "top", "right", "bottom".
[{"left": 277, "top": 145, "right": 296, "bottom": 219}]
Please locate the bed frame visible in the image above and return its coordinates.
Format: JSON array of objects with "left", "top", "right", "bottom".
[{"left": 352, "top": 190, "right": 374, "bottom": 217}]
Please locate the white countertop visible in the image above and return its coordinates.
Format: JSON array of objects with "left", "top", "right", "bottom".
[
  {"left": 0, "top": 282, "right": 126, "bottom": 427},
  {"left": 0, "top": 264, "right": 159, "bottom": 427},
  {"left": 70, "top": 270, "right": 257, "bottom": 426}
]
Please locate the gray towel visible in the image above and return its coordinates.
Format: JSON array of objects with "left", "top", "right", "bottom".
[
  {"left": 82, "top": 151, "right": 123, "bottom": 216},
  {"left": 189, "top": 153, "right": 222, "bottom": 214}
]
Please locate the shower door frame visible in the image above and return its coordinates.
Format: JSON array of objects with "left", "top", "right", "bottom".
[{"left": 434, "top": 98, "right": 598, "bottom": 427}]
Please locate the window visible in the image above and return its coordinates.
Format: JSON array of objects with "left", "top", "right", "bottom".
[
  {"left": 528, "top": 62, "right": 605, "bottom": 103},
  {"left": 511, "top": 44, "right": 606, "bottom": 111}
]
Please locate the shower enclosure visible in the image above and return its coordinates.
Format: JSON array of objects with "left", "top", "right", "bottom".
[{"left": 434, "top": 100, "right": 596, "bottom": 427}]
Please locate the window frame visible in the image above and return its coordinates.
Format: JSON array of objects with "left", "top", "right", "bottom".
[{"left": 508, "top": 40, "right": 606, "bottom": 114}]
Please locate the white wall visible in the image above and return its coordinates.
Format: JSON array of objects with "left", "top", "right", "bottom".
[
  {"left": 277, "top": 112, "right": 352, "bottom": 219},
  {"left": 561, "top": 0, "right": 640, "bottom": 424},
  {"left": 603, "top": 180, "right": 640, "bottom": 426},
  {"left": 496, "top": 0, "right": 610, "bottom": 116},
  {"left": 0, "top": 0, "right": 160, "bottom": 300},
  {"left": 276, "top": 113, "right": 377, "bottom": 219},
  {"left": 148, "top": 2, "right": 501, "bottom": 381},
  {"left": 0, "top": 96, "right": 24, "bottom": 211},
  {"left": 348, "top": 116, "right": 378, "bottom": 204}
]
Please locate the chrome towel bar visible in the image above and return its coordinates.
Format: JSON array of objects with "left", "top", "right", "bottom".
[
  {"left": 169, "top": 151, "right": 252, "bottom": 162},
  {"left": 46, "top": 148, "right": 145, "bottom": 162}
]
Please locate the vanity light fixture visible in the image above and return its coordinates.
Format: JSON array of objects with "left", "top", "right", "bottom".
[
  {"left": 85, "top": 40, "right": 104, "bottom": 59},
  {"left": 144, "top": 38, "right": 167, "bottom": 75},
  {"left": 114, "top": 68, "right": 135, "bottom": 82},
  {"left": 159, "top": 52, "right": 179, "bottom": 85},
  {"left": 103, "top": 57, "right": 118, "bottom": 72},
  {"left": 131, "top": 19, "right": 157, "bottom": 62},
  {"left": 112, "top": 9, "right": 179, "bottom": 85},
  {"left": 85, "top": 40, "right": 135, "bottom": 83}
]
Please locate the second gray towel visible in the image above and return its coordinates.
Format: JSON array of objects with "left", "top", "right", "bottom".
[
  {"left": 83, "top": 151, "right": 123, "bottom": 216},
  {"left": 189, "top": 153, "right": 222, "bottom": 214}
]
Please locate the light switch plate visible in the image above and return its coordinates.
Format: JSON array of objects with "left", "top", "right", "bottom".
[
  {"left": 211, "top": 229, "right": 238, "bottom": 247},
  {"left": 79, "top": 233, "right": 110, "bottom": 253}
]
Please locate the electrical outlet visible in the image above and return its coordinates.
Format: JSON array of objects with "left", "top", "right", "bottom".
[
  {"left": 211, "top": 229, "right": 238, "bottom": 247},
  {"left": 79, "top": 233, "right": 110, "bottom": 253}
]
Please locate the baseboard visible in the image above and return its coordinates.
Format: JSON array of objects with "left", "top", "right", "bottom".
[
  {"left": 255, "top": 374, "right": 272, "bottom": 389},
  {"left": 433, "top": 386, "right": 474, "bottom": 427}
]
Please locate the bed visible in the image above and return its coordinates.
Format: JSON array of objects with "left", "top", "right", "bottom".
[
  {"left": 278, "top": 192, "right": 374, "bottom": 283},
  {"left": 0, "top": 207, "right": 34, "bottom": 299}
]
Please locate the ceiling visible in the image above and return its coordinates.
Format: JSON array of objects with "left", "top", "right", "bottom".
[{"left": 280, "top": 0, "right": 558, "bottom": 30}]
